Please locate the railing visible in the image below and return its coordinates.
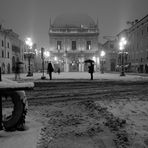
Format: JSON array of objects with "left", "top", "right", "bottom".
[
  {"left": 51, "top": 49, "right": 98, "bottom": 54},
  {"left": 49, "top": 28, "right": 99, "bottom": 33}
]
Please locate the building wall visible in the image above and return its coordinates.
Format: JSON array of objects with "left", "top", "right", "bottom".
[
  {"left": 0, "top": 30, "right": 12, "bottom": 73},
  {"left": 0, "top": 27, "right": 34, "bottom": 74},
  {"left": 102, "top": 40, "right": 118, "bottom": 72},
  {"left": 127, "top": 15, "right": 148, "bottom": 73},
  {"left": 49, "top": 34, "right": 99, "bottom": 72},
  {"left": 49, "top": 23, "right": 99, "bottom": 72},
  {"left": 106, "top": 15, "right": 148, "bottom": 73},
  {"left": 49, "top": 36, "right": 98, "bottom": 52}
]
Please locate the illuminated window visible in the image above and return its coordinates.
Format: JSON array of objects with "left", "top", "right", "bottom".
[
  {"left": 86, "top": 41, "right": 91, "bottom": 50},
  {"left": 72, "top": 41, "right": 76, "bottom": 50},
  {"left": 57, "top": 41, "right": 62, "bottom": 50}
]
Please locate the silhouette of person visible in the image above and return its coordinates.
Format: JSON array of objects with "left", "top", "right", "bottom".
[
  {"left": 15, "top": 59, "right": 21, "bottom": 80},
  {"left": 57, "top": 67, "right": 60, "bottom": 74},
  {"left": 47, "top": 61, "right": 54, "bottom": 80},
  {"left": 88, "top": 62, "right": 94, "bottom": 80}
]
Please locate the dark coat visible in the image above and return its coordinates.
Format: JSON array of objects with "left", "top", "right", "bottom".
[
  {"left": 88, "top": 64, "right": 94, "bottom": 73},
  {"left": 47, "top": 63, "right": 54, "bottom": 73},
  {"left": 15, "top": 62, "right": 20, "bottom": 74}
]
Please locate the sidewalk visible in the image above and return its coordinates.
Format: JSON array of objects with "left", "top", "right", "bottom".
[
  {"left": 0, "top": 116, "right": 42, "bottom": 148},
  {"left": 2, "top": 72, "right": 147, "bottom": 81}
]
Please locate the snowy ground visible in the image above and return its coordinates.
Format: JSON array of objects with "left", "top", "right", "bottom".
[
  {"left": 28, "top": 99, "right": 148, "bottom": 148},
  {"left": 1, "top": 72, "right": 148, "bottom": 148},
  {"left": 2, "top": 72, "right": 148, "bottom": 81}
]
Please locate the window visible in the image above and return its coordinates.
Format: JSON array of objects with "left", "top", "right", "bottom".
[
  {"left": 7, "top": 52, "right": 9, "bottom": 58},
  {"left": 57, "top": 41, "right": 62, "bottom": 50},
  {"left": 110, "top": 43, "right": 114, "bottom": 49},
  {"left": 147, "top": 51, "right": 148, "bottom": 59},
  {"left": 2, "top": 40, "right": 4, "bottom": 47},
  {"left": 2, "top": 50, "right": 4, "bottom": 58},
  {"left": 141, "top": 30, "right": 143, "bottom": 35},
  {"left": 86, "top": 41, "right": 91, "bottom": 50},
  {"left": 7, "top": 42, "right": 9, "bottom": 48},
  {"left": 72, "top": 41, "right": 76, "bottom": 50}
]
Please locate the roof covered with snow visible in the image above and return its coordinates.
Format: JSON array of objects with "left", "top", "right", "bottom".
[
  {"left": 0, "top": 78, "right": 34, "bottom": 90},
  {"left": 52, "top": 13, "right": 96, "bottom": 28}
]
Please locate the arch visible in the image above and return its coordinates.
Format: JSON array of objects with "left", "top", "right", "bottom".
[
  {"left": 7, "top": 63, "right": 10, "bottom": 74},
  {"left": 12, "top": 56, "right": 15, "bottom": 72},
  {"left": 2, "top": 63, "right": 5, "bottom": 74}
]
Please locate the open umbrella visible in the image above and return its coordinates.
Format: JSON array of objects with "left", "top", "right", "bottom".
[
  {"left": 84, "top": 59, "right": 95, "bottom": 64},
  {"left": 17, "top": 61, "right": 24, "bottom": 64}
]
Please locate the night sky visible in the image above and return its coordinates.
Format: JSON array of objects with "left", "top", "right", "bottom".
[{"left": 0, "top": 0, "right": 148, "bottom": 49}]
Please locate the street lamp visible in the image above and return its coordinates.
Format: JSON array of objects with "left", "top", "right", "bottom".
[
  {"left": 44, "top": 50, "right": 50, "bottom": 69},
  {"left": 119, "top": 37, "right": 127, "bottom": 76},
  {"left": 100, "top": 50, "right": 106, "bottom": 74},
  {"left": 0, "top": 63, "right": 1, "bottom": 81},
  {"left": 40, "top": 49, "right": 50, "bottom": 79},
  {"left": 25, "top": 37, "right": 34, "bottom": 77},
  {"left": 41, "top": 47, "right": 46, "bottom": 79}
]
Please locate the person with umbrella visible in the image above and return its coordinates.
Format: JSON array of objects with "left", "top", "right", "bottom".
[{"left": 85, "top": 59, "right": 94, "bottom": 80}]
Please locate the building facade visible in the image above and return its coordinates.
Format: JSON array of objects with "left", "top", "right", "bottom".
[
  {"left": 103, "top": 40, "right": 118, "bottom": 72},
  {"left": 0, "top": 26, "right": 36, "bottom": 74},
  {"left": 127, "top": 15, "right": 148, "bottom": 73},
  {"left": 103, "top": 14, "right": 148, "bottom": 73},
  {"left": 48, "top": 14, "right": 99, "bottom": 72},
  {"left": 114, "top": 15, "right": 148, "bottom": 73},
  {"left": 0, "top": 27, "right": 12, "bottom": 74}
]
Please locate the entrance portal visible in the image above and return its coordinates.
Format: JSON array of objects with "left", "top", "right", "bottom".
[{"left": 69, "top": 63, "right": 79, "bottom": 72}]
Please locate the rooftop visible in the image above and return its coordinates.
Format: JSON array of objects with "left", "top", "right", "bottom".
[{"left": 52, "top": 13, "right": 96, "bottom": 28}]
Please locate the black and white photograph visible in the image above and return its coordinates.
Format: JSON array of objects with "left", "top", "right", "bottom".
[{"left": 0, "top": 0, "right": 148, "bottom": 147}]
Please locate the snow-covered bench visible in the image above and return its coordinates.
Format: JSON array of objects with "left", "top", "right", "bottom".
[{"left": 0, "top": 78, "right": 34, "bottom": 131}]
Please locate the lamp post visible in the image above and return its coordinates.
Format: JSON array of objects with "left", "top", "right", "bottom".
[
  {"left": 41, "top": 47, "right": 46, "bottom": 79},
  {"left": 25, "top": 37, "right": 34, "bottom": 77},
  {"left": 0, "top": 63, "right": 2, "bottom": 130},
  {"left": 0, "top": 63, "right": 1, "bottom": 81},
  {"left": 100, "top": 50, "right": 106, "bottom": 74},
  {"left": 119, "top": 37, "right": 127, "bottom": 76}
]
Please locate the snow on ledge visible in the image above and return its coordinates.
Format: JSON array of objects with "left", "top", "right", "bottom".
[{"left": 0, "top": 78, "right": 34, "bottom": 89}]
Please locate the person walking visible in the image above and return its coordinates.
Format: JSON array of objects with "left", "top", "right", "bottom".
[
  {"left": 14, "top": 59, "right": 21, "bottom": 80},
  {"left": 47, "top": 61, "right": 54, "bottom": 80},
  {"left": 88, "top": 62, "right": 94, "bottom": 80},
  {"left": 57, "top": 67, "right": 60, "bottom": 74}
]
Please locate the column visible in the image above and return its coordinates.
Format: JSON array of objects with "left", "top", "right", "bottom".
[
  {"left": 79, "top": 60, "right": 81, "bottom": 72},
  {"left": 81, "top": 57, "right": 84, "bottom": 72},
  {"left": 64, "top": 58, "right": 69, "bottom": 72}
]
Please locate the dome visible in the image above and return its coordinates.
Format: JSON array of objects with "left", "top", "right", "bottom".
[{"left": 52, "top": 13, "right": 96, "bottom": 28}]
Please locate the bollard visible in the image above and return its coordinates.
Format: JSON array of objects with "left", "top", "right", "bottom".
[
  {"left": 0, "top": 66, "right": 2, "bottom": 130},
  {"left": 0, "top": 95, "right": 2, "bottom": 130},
  {"left": 0, "top": 66, "right": 1, "bottom": 81}
]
